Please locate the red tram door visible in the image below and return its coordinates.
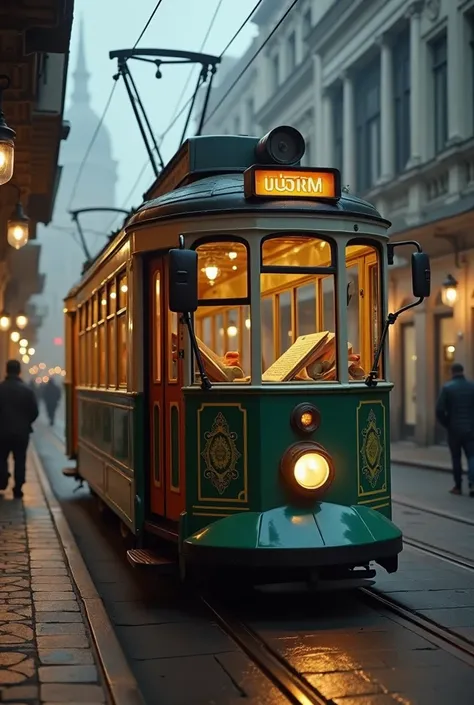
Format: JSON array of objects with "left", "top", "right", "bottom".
[{"left": 148, "top": 257, "right": 185, "bottom": 522}]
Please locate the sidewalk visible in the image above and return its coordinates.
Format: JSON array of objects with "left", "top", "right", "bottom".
[
  {"left": 391, "top": 441, "right": 451, "bottom": 472},
  {"left": 0, "top": 445, "right": 144, "bottom": 705}
]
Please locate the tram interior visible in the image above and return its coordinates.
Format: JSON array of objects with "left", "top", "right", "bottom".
[{"left": 193, "top": 235, "right": 381, "bottom": 384}]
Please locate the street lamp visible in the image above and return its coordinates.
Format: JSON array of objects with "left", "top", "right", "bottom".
[
  {"left": 0, "top": 313, "right": 11, "bottom": 331},
  {"left": 441, "top": 274, "right": 458, "bottom": 307},
  {"left": 10, "top": 331, "right": 20, "bottom": 342},
  {"left": 16, "top": 313, "right": 28, "bottom": 330},
  {"left": 6, "top": 183, "right": 29, "bottom": 250},
  {"left": 0, "top": 75, "right": 15, "bottom": 186}
]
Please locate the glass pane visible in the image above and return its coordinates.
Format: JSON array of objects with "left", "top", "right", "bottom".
[
  {"left": 108, "top": 280, "right": 117, "bottom": 315},
  {"left": 196, "top": 240, "right": 247, "bottom": 299},
  {"left": 92, "top": 328, "right": 98, "bottom": 386},
  {"left": 154, "top": 273, "right": 161, "bottom": 382},
  {"left": 262, "top": 236, "right": 332, "bottom": 268},
  {"left": 118, "top": 273, "right": 128, "bottom": 310},
  {"left": 297, "top": 284, "right": 316, "bottom": 336},
  {"left": 118, "top": 313, "right": 127, "bottom": 386},
  {"left": 261, "top": 298, "right": 274, "bottom": 370},
  {"left": 169, "top": 312, "right": 178, "bottom": 381},
  {"left": 99, "top": 289, "right": 107, "bottom": 321},
  {"left": 107, "top": 318, "right": 116, "bottom": 387},
  {"left": 242, "top": 305, "right": 251, "bottom": 372},
  {"left": 194, "top": 305, "right": 251, "bottom": 384},
  {"left": 279, "top": 292, "right": 292, "bottom": 355},
  {"left": 346, "top": 264, "right": 360, "bottom": 354},
  {"left": 98, "top": 324, "right": 106, "bottom": 386}
]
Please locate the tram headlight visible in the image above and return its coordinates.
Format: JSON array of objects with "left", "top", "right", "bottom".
[
  {"left": 280, "top": 442, "right": 334, "bottom": 497},
  {"left": 290, "top": 403, "right": 320, "bottom": 434}
]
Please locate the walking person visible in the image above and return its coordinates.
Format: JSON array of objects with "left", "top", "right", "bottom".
[
  {"left": 42, "top": 377, "right": 61, "bottom": 426},
  {"left": 0, "top": 360, "right": 39, "bottom": 498},
  {"left": 436, "top": 362, "right": 474, "bottom": 496}
]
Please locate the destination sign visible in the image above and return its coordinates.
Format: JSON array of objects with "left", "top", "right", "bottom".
[{"left": 244, "top": 166, "right": 340, "bottom": 200}]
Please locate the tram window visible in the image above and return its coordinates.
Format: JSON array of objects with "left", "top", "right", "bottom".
[
  {"left": 262, "top": 235, "right": 332, "bottom": 267},
  {"left": 154, "top": 273, "right": 161, "bottom": 383},
  {"left": 261, "top": 235, "right": 337, "bottom": 383},
  {"left": 168, "top": 312, "right": 178, "bottom": 382},
  {"left": 108, "top": 280, "right": 117, "bottom": 315},
  {"left": 92, "top": 295, "right": 98, "bottom": 324},
  {"left": 195, "top": 240, "right": 248, "bottom": 300},
  {"left": 118, "top": 274, "right": 128, "bottom": 310},
  {"left": 202, "top": 317, "right": 212, "bottom": 348},
  {"left": 117, "top": 313, "right": 127, "bottom": 387},
  {"left": 79, "top": 334, "right": 86, "bottom": 385},
  {"left": 215, "top": 314, "right": 225, "bottom": 356},
  {"left": 345, "top": 242, "right": 382, "bottom": 381},
  {"left": 107, "top": 318, "right": 117, "bottom": 388},
  {"left": 242, "top": 305, "right": 251, "bottom": 373},
  {"left": 99, "top": 289, "right": 107, "bottom": 322},
  {"left": 92, "top": 327, "right": 98, "bottom": 387},
  {"left": 98, "top": 323, "right": 106, "bottom": 386},
  {"left": 261, "top": 298, "right": 275, "bottom": 370}
]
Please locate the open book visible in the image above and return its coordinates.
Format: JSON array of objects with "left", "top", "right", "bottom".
[{"left": 195, "top": 335, "right": 245, "bottom": 382}]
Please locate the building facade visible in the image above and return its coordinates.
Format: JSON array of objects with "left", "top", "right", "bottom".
[
  {"left": 35, "top": 19, "right": 117, "bottom": 369},
  {"left": 200, "top": 0, "right": 474, "bottom": 447}
]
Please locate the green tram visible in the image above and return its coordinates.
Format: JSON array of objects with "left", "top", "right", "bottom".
[{"left": 63, "top": 126, "right": 431, "bottom": 585}]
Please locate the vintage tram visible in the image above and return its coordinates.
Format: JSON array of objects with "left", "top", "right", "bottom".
[{"left": 62, "top": 126, "right": 431, "bottom": 584}]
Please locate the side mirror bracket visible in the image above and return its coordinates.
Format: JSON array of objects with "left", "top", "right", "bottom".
[{"left": 365, "top": 240, "right": 430, "bottom": 387}]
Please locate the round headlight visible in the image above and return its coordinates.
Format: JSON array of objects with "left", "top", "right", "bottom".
[
  {"left": 290, "top": 403, "right": 320, "bottom": 434},
  {"left": 294, "top": 452, "right": 330, "bottom": 490},
  {"left": 280, "top": 441, "right": 334, "bottom": 498}
]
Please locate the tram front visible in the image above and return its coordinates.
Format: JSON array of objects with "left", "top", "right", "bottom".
[{"left": 169, "top": 127, "right": 431, "bottom": 584}]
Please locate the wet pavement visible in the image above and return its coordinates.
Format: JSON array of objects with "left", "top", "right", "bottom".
[
  {"left": 33, "top": 420, "right": 474, "bottom": 704},
  {"left": 0, "top": 449, "right": 108, "bottom": 704}
]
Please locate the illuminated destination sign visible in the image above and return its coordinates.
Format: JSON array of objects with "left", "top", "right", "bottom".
[{"left": 244, "top": 166, "right": 341, "bottom": 200}]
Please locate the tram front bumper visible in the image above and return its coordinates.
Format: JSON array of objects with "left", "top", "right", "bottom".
[{"left": 182, "top": 502, "right": 402, "bottom": 570}]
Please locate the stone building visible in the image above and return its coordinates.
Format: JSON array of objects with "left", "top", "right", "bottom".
[
  {"left": 35, "top": 19, "right": 117, "bottom": 369},
  {"left": 200, "top": 0, "right": 474, "bottom": 447}
]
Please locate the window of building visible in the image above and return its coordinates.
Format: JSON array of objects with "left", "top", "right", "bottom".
[
  {"left": 355, "top": 59, "right": 381, "bottom": 191},
  {"left": 246, "top": 97, "right": 254, "bottom": 133},
  {"left": 393, "top": 28, "right": 411, "bottom": 173},
  {"left": 303, "top": 8, "right": 312, "bottom": 54},
  {"left": 271, "top": 53, "right": 279, "bottom": 89},
  {"left": 260, "top": 235, "right": 336, "bottom": 382},
  {"left": 332, "top": 86, "right": 343, "bottom": 174},
  {"left": 287, "top": 32, "right": 296, "bottom": 72},
  {"left": 432, "top": 33, "right": 448, "bottom": 154},
  {"left": 345, "top": 242, "right": 382, "bottom": 380},
  {"left": 193, "top": 239, "right": 250, "bottom": 384}
]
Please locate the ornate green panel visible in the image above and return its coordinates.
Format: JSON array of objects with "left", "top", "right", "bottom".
[
  {"left": 357, "top": 400, "right": 387, "bottom": 499},
  {"left": 197, "top": 404, "right": 247, "bottom": 503}
]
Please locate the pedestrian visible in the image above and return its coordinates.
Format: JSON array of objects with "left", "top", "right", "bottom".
[
  {"left": 0, "top": 359, "right": 39, "bottom": 498},
  {"left": 42, "top": 377, "right": 61, "bottom": 426},
  {"left": 436, "top": 362, "right": 474, "bottom": 496}
]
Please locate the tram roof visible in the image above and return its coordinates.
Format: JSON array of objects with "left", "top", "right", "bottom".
[{"left": 127, "top": 132, "right": 391, "bottom": 229}]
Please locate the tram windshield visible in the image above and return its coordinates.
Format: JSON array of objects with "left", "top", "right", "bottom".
[{"left": 192, "top": 235, "right": 382, "bottom": 384}]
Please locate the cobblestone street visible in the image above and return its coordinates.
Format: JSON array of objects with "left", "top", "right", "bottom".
[{"left": 0, "top": 452, "right": 107, "bottom": 704}]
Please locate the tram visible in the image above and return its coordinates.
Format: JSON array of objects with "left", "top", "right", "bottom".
[{"left": 62, "top": 126, "right": 431, "bottom": 585}]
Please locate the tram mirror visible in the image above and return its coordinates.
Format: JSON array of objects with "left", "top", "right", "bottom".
[
  {"left": 168, "top": 248, "right": 198, "bottom": 313},
  {"left": 411, "top": 252, "right": 431, "bottom": 298}
]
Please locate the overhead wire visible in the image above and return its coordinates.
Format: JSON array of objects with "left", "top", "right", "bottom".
[
  {"left": 66, "top": 0, "right": 166, "bottom": 212},
  {"left": 114, "top": 0, "right": 264, "bottom": 224},
  {"left": 204, "top": 0, "right": 301, "bottom": 125}
]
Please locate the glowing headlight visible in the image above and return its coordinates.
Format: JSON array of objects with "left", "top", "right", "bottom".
[
  {"left": 294, "top": 452, "right": 330, "bottom": 490},
  {"left": 280, "top": 441, "right": 334, "bottom": 497}
]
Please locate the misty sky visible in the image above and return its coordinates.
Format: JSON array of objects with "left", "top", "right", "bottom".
[{"left": 69, "top": 0, "right": 257, "bottom": 220}]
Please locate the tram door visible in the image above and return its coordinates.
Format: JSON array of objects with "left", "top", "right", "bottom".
[{"left": 148, "top": 257, "right": 185, "bottom": 521}]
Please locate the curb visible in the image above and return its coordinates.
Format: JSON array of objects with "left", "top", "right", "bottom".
[
  {"left": 391, "top": 457, "right": 451, "bottom": 473},
  {"left": 30, "top": 443, "right": 146, "bottom": 705}
]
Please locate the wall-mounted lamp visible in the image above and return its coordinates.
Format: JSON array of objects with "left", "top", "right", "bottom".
[
  {"left": 0, "top": 75, "right": 15, "bottom": 186},
  {"left": 0, "top": 313, "right": 11, "bottom": 331},
  {"left": 441, "top": 273, "right": 458, "bottom": 307},
  {"left": 15, "top": 313, "right": 28, "bottom": 330},
  {"left": 6, "top": 184, "right": 29, "bottom": 250}
]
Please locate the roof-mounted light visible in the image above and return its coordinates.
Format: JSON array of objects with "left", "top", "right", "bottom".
[{"left": 255, "top": 126, "right": 305, "bottom": 166}]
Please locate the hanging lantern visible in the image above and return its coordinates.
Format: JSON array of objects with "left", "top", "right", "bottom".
[
  {"left": 441, "top": 274, "right": 458, "bottom": 307},
  {"left": 0, "top": 313, "right": 11, "bottom": 331},
  {"left": 7, "top": 202, "right": 29, "bottom": 249},
  {"left": 16, "top": 313, "right": 28, "bottom": 330},
  {"left": 0, "top": 75, "right": 15, "bottom": 187}
]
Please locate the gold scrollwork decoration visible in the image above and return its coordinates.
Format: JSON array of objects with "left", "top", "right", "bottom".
[
  {"left": 360, "top": 409, "right": 383, "bottom": 489},
  {"left": 201, "top": 412, "right": 241, "bottom": 495}
]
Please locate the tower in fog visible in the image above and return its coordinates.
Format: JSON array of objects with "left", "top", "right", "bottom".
[{"left": 35, "top": 18, "right": 117, "bottom": 368}]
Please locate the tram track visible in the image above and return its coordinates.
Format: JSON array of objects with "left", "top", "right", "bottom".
[{"left": 393, "top": 495, "right": 474, "bottom": 528}]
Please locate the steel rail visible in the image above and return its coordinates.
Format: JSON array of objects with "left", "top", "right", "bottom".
[
  {"left": 202, "top": 597, "right": 333, "bottom": 705},
  {"left": 393, "top": 495, "right": 474, "bottom": 527}
]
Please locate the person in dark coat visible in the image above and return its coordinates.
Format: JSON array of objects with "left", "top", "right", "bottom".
[
  {"left": 42, "top": 378, "right": 61, "bottom": 426},
  {"left": 0, "top": 359, "right": 39, "bottom": 498},
  {"left": 436, "top": 362, "right": 474, "bottom": 496}
]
